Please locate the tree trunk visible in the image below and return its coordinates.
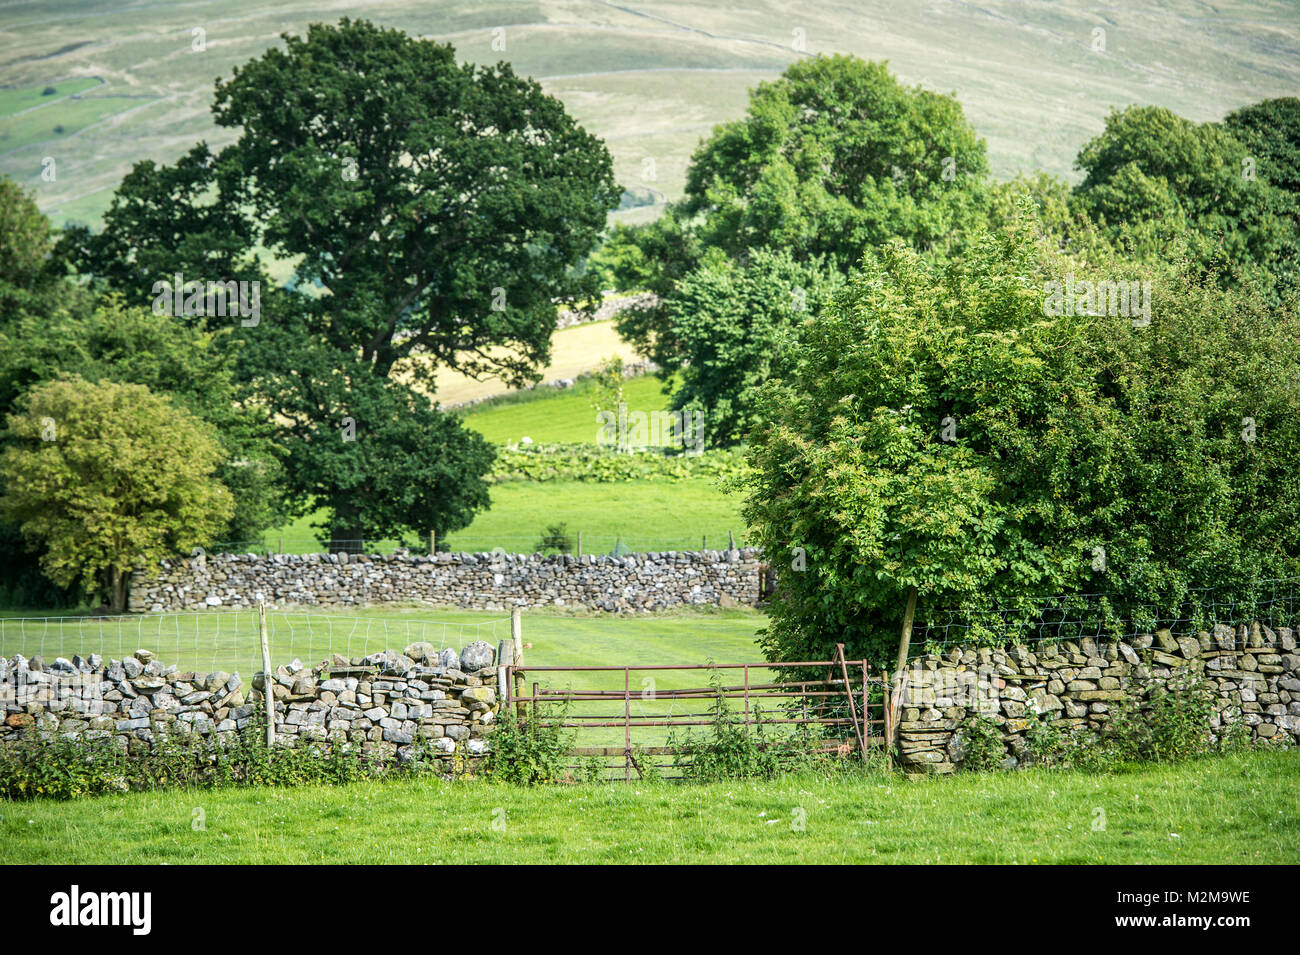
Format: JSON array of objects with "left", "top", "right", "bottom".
[
  {"left": 893, "top": 585, "right": 918, "bottom": 688},
  {"left": 110, "top": 567, "right": 127, "bottom": 614}
]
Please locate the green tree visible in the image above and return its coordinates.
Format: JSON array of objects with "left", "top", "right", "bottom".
[
  {"left": 665, "top": 248, "right": 842, "bottom": 447},
  {"left": 232, "top": 320, "right": 494, "bottom": 548},
  {"left": 1225, "top": 97, "right": 1300, "bottom": 297},
  {"left": 1071, "top": 105, "right": 1284, "bottom": 285},
  {"left": 212, "top": 17, "right": 618, "bottom": 384},
  {"left": 744, "top": 209, "right": 1300, "bottom": 667},
  {"left": 615, "top": 55, "right": 988, "bottom": 393},
  {"left": 61, "top": 20, "right": 617, "bottom": 545},
  {"left": 0, "top": 295, "right": 287, "bottom": 542},
  {"left": 682, "top": 55, "right": 989, "bottom": 270},
  {"left": 0, "top": 377, "right": 233, "bottom": 611},
  {"left": 0, "top": 176, "right": 61, "bottom": 323}
]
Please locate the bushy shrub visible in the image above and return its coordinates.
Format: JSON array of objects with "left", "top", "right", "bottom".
[
  {"left": 0, "top": 709, "right": 446, "bottom": 801},
  {"left": 745, "top": 208, "right": 1300, "bottom": 667},
  {"left": 954, "top": 716, "right": 1005, "bottom": 772},
  {"left": 486, "top": 706, "right": 574, "bottom": 785}
]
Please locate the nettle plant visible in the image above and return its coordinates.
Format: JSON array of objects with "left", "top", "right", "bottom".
[{"left": 744, "top": 203, "right": 1300, "bottom": 668}]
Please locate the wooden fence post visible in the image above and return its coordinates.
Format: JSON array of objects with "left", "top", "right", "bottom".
[
  {"left": 429, "top": 529, "right": 436, "bottom": 556},
  {"left": 497, "top": 640, "right": 512, "bottom": 702},
  {"left": 891, "top": 585, "right": 918, "bottom": 746},
  {"left": 259, "top": 601, "right": 274, "bottom": 749},
  {"left": 576, "top": 530, "right": 582, "bottom": 558},
  {"left": 511, "top": 608, "right": 525, "bottom": 719}
]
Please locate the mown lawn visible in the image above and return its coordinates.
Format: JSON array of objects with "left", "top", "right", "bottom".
[{"left": 2, "top": 752, "right": 1294, "bottom": 864}]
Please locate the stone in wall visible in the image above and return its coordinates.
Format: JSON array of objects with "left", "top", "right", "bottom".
[
  {"left": 128, "top": 548, "right": 764, "bottom": 614},
  {"left": 894, "top": 625, "right": 1300, "bottom": 774},
  {"left": 0, "top": 641, "right": 502, "bottom": 772}
]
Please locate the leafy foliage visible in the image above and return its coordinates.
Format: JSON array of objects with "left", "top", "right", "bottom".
[
  {"left": 0, "top": 377, "right": 233, "bottom": 610},
  {"left": 488, "top": 443, "right": 748, "bottom": 484},
  {"left": 234, "top": 323, "right": 495, "bottom": 545},
  {"left": 1224, "top": 97, "right": 1300, "bottom": 298},
  {"left": 1071, "top": 105, "right": 1286, "bottom": 288},
  {"left": 486, "top": 707, "right": 574, "bottom": 785},
  {"left": 54, "top": 143, "right": 264, "bottom": 308},
  {"left": 213, "top": 18, "right": 618, "bottom": 385},
  {"left": 0, "top": 295, "right": 287, "bottom": 542},
  {"left": 744, "top": 209, "right": 1300, "bottom": 665},
  {"left": 681, "top": 54, "right": 989, "bottom": 270},
  {"left": 667, "top": 670, "right": 844, "bottom": 780},
  {"left": 664, "top": 248, "right": 843, "bottom": 446},
  {"left": 0, "top": 713, "right": 443, "bottom": 800}
]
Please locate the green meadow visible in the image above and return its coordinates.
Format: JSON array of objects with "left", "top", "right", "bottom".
[{"left": 2, "top": 751, "right": 1294, "bottom": 864}]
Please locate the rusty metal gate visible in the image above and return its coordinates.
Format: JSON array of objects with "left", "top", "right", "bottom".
[{"left": 504, "top": 645, "right": 887, "bottom": 780}]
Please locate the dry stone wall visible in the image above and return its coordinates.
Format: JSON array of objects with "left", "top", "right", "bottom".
[
  {"left": 129, "top": 549, "right": 764, "bottom": 613},
  {"left": 0, "top": 639, "right": 503, "bottom": 772},
  {"left": 897, "top": 623, "right": 1300, "bottom": 774}
]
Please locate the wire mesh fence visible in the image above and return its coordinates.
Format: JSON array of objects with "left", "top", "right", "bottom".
[
  {"left": 0, "top": 612, "right": 512, "bottom": 676},
  {"left": 207, "top": 531, "right": 751, "bottom": 558},
  {"left": 913, "top": 577, "right": 1300, "bottom": 656}
]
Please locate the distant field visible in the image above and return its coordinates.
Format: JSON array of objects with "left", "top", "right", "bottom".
[
  {"left": 446, "top": 477, "right": 747, "bottom": 554},
  {"left": 0, "top": 77, "right": 102, "bottom": 116},
  {"left": 460, "top": 373, "right": 675, "bottom": 445},
  {"left": 247, "top": 474, "right": 747, "bottom": 556},
  {"left": 4, "top": 1, "right": 1298, "bottom": 228},
  {"left": 3, "top": 751, "right": 1294, "bottom": 864},
  {"left": 420, "top": 318, "right": 648, "bottom": 407}
]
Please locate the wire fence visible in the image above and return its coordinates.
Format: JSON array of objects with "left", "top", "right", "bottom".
[
  {"left": 914, "top": 577, "right": 1300, "bottom": 656},
  {"left": 207, "top": 531, "right": 751, "bottom": 557},
  {"left": 0, "top": 612, "right": 512, "bottom": 676}
]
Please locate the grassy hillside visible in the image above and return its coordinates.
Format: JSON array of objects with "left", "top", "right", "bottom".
[
  {"left": 241, "top": 472, "right": 747, "bottom": 555},
  {"left": 3, "top": 751, "right": 1294, "bottom": 864},
  {"left": 3, "top": 1, "right": 1298, "bottom": 228}
]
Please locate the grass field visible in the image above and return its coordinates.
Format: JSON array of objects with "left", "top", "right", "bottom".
[
  {"left": 2, "top": 751, "right": 1294, "bottom": 864},
  {"left": 421, "top": 319, "right": 651, "bottom": 408},
  {"left": 244, "top": 474, "right": 747, "bottom": 555},
  {"left": 0, "top": 604, "right": 767, "bottom": 679},
  {"left": 4, "top": 1, "right": 1297, "bottom": 229},
  {"left": 459, "top": 372, "right": 675, "bottom": 445}
]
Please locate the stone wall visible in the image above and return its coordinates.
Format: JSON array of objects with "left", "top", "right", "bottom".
[
  {"left": 129, "top": 548, "right": 765, "bottom": 613},
  {"left": 0, "top": 639, "right": 503, "bottom": 771},
  {"left": 897, "top": 623, "right": 1300, "bottom": 773}
]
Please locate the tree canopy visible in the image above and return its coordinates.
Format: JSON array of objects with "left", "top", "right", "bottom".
[
  {"left": 0, "top": 377, "right": 233, "bottom": 612},
  {"left": 743, "top": 209, "right": 1300, "bottom": 665},
  {"left": 681, "top": 55, "right": 989, "bottom": 269},
  {"left": 1071, "top": 105, "right": 1285, "bottom": 287},
  {"left": 213, "top": 17, "right": 619, "bottom": 384}
]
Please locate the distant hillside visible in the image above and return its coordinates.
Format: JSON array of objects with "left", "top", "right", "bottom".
[{"left": 2, "top": 0, "right": 1298, "bottom": 229}]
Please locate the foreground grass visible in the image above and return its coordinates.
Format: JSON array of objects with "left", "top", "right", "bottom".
[{"left": 2, "top": 752, "right": 1294, "bottom": 864}]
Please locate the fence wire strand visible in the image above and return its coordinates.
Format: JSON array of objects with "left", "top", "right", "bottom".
[
  {"left": 914, "top": 577, "right": 1300, "bottom": 656},
  {"left": 0, "top": 612, "right": 510, "bottom": 676}
]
